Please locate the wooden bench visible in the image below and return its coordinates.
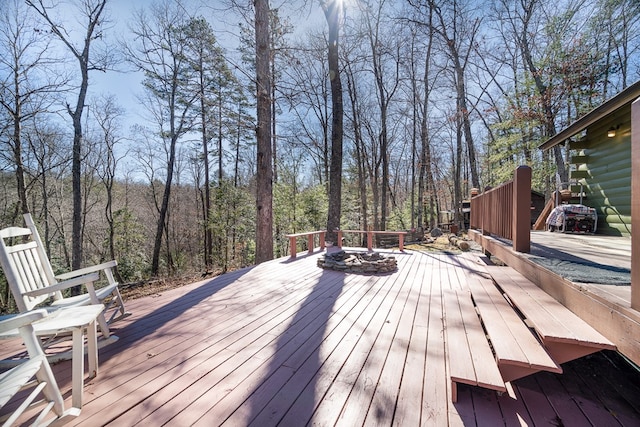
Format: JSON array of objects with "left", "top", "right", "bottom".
[
  {"left": 464, "top": 270, "right": 562, "bottom": 383},
  {"left": 443, "top": 289, "right": 506, "bottom": 402},
  {"left": 285, "top": 231, "right": 326, "bottom": 258},
  {"left": 337, "top": 230, "right": 407, "bottom": 251},
  {"left": 485, "top": 264, "right": 616, "bottom": 364}
]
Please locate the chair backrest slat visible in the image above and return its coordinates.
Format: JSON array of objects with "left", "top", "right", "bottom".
[
  {"left": 0, "top": 226, "right": 31, "bottom": 239},
  {"left": 23, "top": 246, "right": 48, "bottom": 292},
  {"left": 28, "top": 245, "right": 50, "bottom": 291},
  {"left": 13, "top": 250, "right": 32, "bottom": 292},
  {"left": 4, "top": 240, "right": 38, "bottom": 254}
]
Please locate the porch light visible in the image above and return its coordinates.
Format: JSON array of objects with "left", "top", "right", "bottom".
[{"left": 607, "top": 126, "right": 619, "bottom": 138}]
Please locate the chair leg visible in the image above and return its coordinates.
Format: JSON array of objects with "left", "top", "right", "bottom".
[
  {"left": 97, "top": 311, "right": 111, "bottom": 339},
  {"left": 112, "top": 287, "right": 129, "bottom": 320},
  {"left": 71, "top": 327, "right": 85, "bottom": 410},
  {"left": 37, "top": 362, "right": 65, "bottom": 416},
  {"left": 87, "top": 319, "right": 98, "bottom": 379},
  {"left": 103, "top": 288, "right": 130, "bottom": 325},
  {"left": 22, "top": 325, "right": 67, "bottom": 419}
]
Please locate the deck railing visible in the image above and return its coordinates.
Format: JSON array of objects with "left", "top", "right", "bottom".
[
  {"left": 285, "top": 229, "right": 407, "bottom": 259},
  {"left": 470, "top": 165, "right": 532, "bottom": 253},
  {"left": 336, "top": 230, "right": 407, "bottom": 252},
  {"left": 285, "top": 231, "right": 326, "bottom": 259}
]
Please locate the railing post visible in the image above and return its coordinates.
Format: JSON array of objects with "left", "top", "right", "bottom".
[
  {"left": 398, "top": 233, "right": 405, "bottom": 251},
  {"left": 289, "top": 236, "right": 297, "bottom": 258},
  {"left": 367, "top": 230, "right": 373, "bottom": 251},
  {"left": 320, "top": 231, "right": 326, "bottom": 250},
  {"left": 337, "top": 230, "right": 343, "bottom": 248},
  {"left": 481, "top": 187, "right": 490, "bottom": 236},
  {"left": 307, "top": 234, "right": 314, "bottom": 254},
  {"left": 513, "top": 165, "right": 531, "bottom": 253}
]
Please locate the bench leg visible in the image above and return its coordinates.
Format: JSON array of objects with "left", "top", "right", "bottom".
[{"left": 289, "top": 237, "right": 297, "bottom": 258}]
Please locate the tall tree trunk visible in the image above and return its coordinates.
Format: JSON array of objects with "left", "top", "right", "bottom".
[
  {"left": 218, "top": 94, "right": 224, "bottom": 184},
  {"left": 454, "top": 112, "right": 463, "bottom": 226},
  {"left": 365, "top": 3, "right": 394, "bottom": 232},
  {"left": 271, "top": 57, "right": 278, "bottom": 185},
  {"left": 12, "top": 102, "right": 28, "bottom": 215},
  {"left": 410, "top": 35, "right": 418, "bottom": 231},
  {"left": 255, "top": 0, "right": 274, "bottom": 263},
  {"left": 322, "top": 0, "right": 344, "bottom": 244},
  {"left": 418, "top": 4, "right": 435, "bottom": 231},
  {"left": 200, "top": 69, "right": 212, "bottom": 268},
  {"left": 345, "top": 62, "right": 368, "bottom": 237},
  {"left": 151, "top": 132, "right": 178, "bottom": 275},
  {"left": 453, "top": 60, "right": 479, "bottom": 189},
  {"left": 71, "top": 95, "right": 84, "bottom": 272}
]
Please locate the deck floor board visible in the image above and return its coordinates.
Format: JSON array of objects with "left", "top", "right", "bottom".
[{"left": 2, "top": 249, "right": 639, "bottom": 426}]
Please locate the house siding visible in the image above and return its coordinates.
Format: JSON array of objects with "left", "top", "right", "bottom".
[{"left": 569, "top": 105, "right": 632, "bottom": 236}]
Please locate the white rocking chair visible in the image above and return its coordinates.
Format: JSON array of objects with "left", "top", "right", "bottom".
[
  {"left": 0, "top": 310, "right": 80, "bottom": 426},
  {"left": 0, "top": 213, "right": 129, "bottom": 340}
]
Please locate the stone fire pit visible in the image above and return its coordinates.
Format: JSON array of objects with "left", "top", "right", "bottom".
[{"left": 317, "top": 250, "right": 397, "bottom": 274}]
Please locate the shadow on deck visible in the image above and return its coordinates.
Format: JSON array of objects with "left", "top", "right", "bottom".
[{"left": 1, "top": 247, "right": 640, "bottom": 426}]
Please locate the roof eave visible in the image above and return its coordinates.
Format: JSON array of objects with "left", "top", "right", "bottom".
[{"left": 539, "top": 80, "right": 640, "bottom": 151}]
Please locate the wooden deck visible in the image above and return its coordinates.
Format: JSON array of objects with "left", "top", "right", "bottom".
[
  {"left": 2, "top": 248, "right": 640, "bottom": 426},
  {"left": 472, "top": 229, "right": 640, "bottom": 368}
]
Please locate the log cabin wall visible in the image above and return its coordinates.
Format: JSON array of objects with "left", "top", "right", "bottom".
[{"left": 570, "top": 105, "right": 632, "bottom": 236}]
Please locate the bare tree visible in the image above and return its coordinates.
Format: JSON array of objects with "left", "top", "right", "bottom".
[
  {"left": 280, "top": 32, "right": 331, "bottom": 186},
  {"left": 24, "top": 120, "right": 71, "bottom": 262},
  {"left": 428, "top": 0, "right": 481, "bottom": 192},
  {"left": 344, "top": 58, "right": 370, "bottom": 239},
  {"left": 416, "top": 5, "right": 438, "bottom": 230},
  {"left": 497, "top": 0, "right": 567, "bottom": 182},
  {"left": 360, "top": 0, "right": 402, "bottom": 231},
  {"left": 90, "top": 95, "right": 125, "bottom": 281},
  {"left": 0, "top": 0, "right": 68, "bottom": 219},
  {"left": 27, "top": 0, "right": 110, "bottom": 273}
]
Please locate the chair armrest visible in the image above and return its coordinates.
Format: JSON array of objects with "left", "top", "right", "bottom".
[
  {"left": 56, "top": 260, "right": 117, "bottom": 281},
  {"left": 23, "top": 273, "right": 100, "bottom": 297},
  {"left": 0, "top": 309, "right": 48, "bottom": 335}
]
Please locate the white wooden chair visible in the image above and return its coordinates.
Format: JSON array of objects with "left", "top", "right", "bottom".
[
  {"left": 0, "top": 214, "right": 129, "bottom": 340},
  {"left": 0, "top": 309, "right": 80, "bottom": 426}
]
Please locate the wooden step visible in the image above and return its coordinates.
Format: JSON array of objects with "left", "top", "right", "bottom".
[
  {"left": 485, "top": 264, "right": 616, "bottom": 364},
  {"left": 533, "top": 197, "right": 555, "bottom": 231},
  {"left": 442, "top": 289, "right": 506, "bottom": 402},
  {"left": 464, "top": 272, "right": 562, "bottom": 382}
]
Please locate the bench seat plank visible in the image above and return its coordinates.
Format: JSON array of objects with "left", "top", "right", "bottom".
[
  {"left": 485, "top": 265, "right": 616, "bottom": 364},
  {"left": 443, "top": 289, "right": 506, "bottom": 402},
  {"left": 464, "top": 272, "right": 561, "bottom": 382}
]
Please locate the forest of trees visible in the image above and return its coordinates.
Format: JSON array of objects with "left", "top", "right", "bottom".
[{"left": 1, "top": 0, "right": 639, "bottom": 308}]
